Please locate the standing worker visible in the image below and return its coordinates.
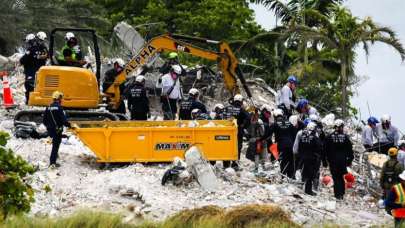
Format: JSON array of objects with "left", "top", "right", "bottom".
[
  {"left": 385, "top": 170, "right": 405, "bottom": 227},
  {"left": 376, "top": 114, "right": 399, "bottom": 154},
  {"left": 103, "top": 58, "right": 127, "bottom": 114},
  {"left": 42, "top": 91, "right": 73, "bottom": 168},
  {"left": 126, "top": 75, "right": 149, "bottom": 120},
  {"left": 270, "top": 109, "right": 297, "bottom": 179},
  {"left": 324, "top": 119, "right": 354, "bottom": 200},
  {"left": 213, "top": 103, "right": 225, "bottom": 120},
  {"left": 159, "top": 52, "right": 181, "bottom": 75},
  {"left": 362, "top": 116, "right": 379, "bottom": 152},
  {"left": 224, "top": 94, "right": 250, "bottom": 170},
  {"left": 161, "top": 65, "right": 182, "bottom": 120},
  {"left": 179, "top": 88, "right": 207, "bottom": 120},
  {"left": 293, "top": 122, "right": 323, "bottom": 195},
  {"left": 380, "top": 147, "right": 404, "bottom": 199},
  {"left": 276, "top": 75, "right": 298, "bottom": 117}
]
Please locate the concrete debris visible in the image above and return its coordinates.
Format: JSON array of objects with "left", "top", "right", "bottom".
[{"left": 367, "top": 152, "right": 388, "bottom": 168}]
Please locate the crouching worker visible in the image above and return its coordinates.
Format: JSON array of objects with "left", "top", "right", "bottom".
[
  {"left": 43, "top": 91, "right": 74, "bottom": 168},
  {"left": 385, "top": 170, "right": 405, "bottom": 227}
]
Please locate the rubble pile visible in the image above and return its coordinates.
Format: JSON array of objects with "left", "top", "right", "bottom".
[{"left": 0, "top": 67, "right": 393, "bottom": 227}]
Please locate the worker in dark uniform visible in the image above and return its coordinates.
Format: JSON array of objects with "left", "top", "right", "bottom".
[
  {"left": 179, "top": 88, "right": 207, "bottom": 120},
  {"left": 293, "top": 122, "right": 323, "bottom": 195},
  {"left": 260, "top": 104, "right": 273, "bottom": 160},
  {"left": 270, "top": 109, "right": 297, "bottom": 179},
  {"left": 126, "top": 75, "right": 149, "bottom": 120},
  {"left": 213, "top": 103, "right": 225, "bottom": 120},
  {"left": 43, "top": 91, "right": 73, "bottom": 168},
  {"left": 103, "top": 58, "right": 127, "bottom": 114},
  {"left": 224, "top": 94, "right": 250, "bottom": 170},
  {"left": 191, "top": 108, "right": 211, "bottom": 120},
  {"left": 324, "top": 119, "right": 354, "bottom": 200}
]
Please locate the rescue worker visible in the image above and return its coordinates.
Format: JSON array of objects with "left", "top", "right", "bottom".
[
  {"left": 179, "top": 88, "right": 207, "bottom": 120},
  {"left": 376, "top": 114, "right": 399, "bottom": 154},
  {"left": 161, "top": 65, "right": 182, "bottom": 120},
  {"left": 103, "top": 58, "right": 126, "bottom": 114},
  {"left": 270, "top": 109, "right": 297, "bottom": 178},
  {"left": 324, "top": 119, "right": 354, "bottom": 200},
  {"left": 397, "top": 140, "right": 405, "bottom": 167},
  {"left": 224, "top": 94, "right": 250, "bottom": 170},
  {"left": 159, "top": 52, "right": 181, "bottom": 75},
  {"left": 277, "top": 75, "right": 297, "bottom": 117},
  {"left": 191, "top": 108, "right": 210, "bottom": 120},
  {"left": 42, "top": 91, "right": 73, "bottom": 168},
  {"left": 296, "top": 99, "right": 319, "bottom": 120},
  {"left": 293, "top": 122, "right": 323, "bottom": 195},
  {"left": 309, "top": 114, "right": 325, "bottom": 191},
  {"left": 126, "top": 75, "right": 149, "bottom": 120},
  {"left": 380, "top": 147, "right": 404, "bottom": 199},
  {"left": 245, "top": 109, "right": 266, "bottom": 172},
  {"left": 260, "top": 104, "right": 274, "bottom": 160},
  {"left": 213, "top": 103, "right": 225, "bottom": 120},
  {"left": 384, "top": 170, "right": 405, "bottom": 227},
  {"left": 58, "top": 32, "right": 85, "bottom": 67},
  {"left": 362, "top": 116, "right": 379, "bottom": 152}
]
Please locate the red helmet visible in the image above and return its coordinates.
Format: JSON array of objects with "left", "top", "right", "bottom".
[{"left": 322, "top": 175, "right": 332, "bottom": 186}]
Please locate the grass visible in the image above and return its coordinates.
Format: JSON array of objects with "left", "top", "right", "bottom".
[{"left": 0, "top": 204, "right": 298, "bottom": 228}]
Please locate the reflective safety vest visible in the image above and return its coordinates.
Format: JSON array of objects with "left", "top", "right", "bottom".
[
  {"left": 392, "top": 183, "right": 405, "bottom": 218},
  {"left": 57, "top": 45, "right": 77, "bottom": 62}
]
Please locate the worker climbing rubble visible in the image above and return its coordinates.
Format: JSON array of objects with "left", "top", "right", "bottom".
[
  {"left": 296, "top": 99, "right": 319, "bottom": 120},
  {"left": 276, "top": 75, "right": 298, "bottom": 117}
]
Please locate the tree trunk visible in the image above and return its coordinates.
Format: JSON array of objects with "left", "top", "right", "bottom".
[{"left": 341, "top": 58, "right": 348, "bottom": 118}]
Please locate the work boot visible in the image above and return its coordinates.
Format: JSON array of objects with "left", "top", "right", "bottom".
[
  {"left": 49, "top": 163, "right": 61, "bottom": 169},
  {"left": 305, "top": 191, "right": 317, "bottom": 196}
]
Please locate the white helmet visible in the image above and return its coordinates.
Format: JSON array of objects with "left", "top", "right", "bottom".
[
  {"left": 309, "top": 114, "right": 320, "bottom": 122},
  {"left": 214, "top": 103, "right": 224, "bottom": 110},
  {"left": 307, "top": 122, "right": 317, "bottom": 131},
  {"left": 114, "top": 58, "right": 125, "bottom": 67},
  {"left": 188, "top": 88, "right": 199, "bottom": 96},
  {"left": 334, "top": 119, "right": 344, "bottom": 128},
  {"left": 171, "top": 64, "right": 182, "bottom": 74},
  {"left": 381, "top": 114, "right": 391, "bottom": 123},
  {"left": 65, "top": 32, "right": 75, "bottom": 40},
  {"left": 273, "top": 109, "right": 284, "bottom": 117},
  {"left": 260, "top": 104, "right": 272, "bottom": 112},
  {"left": 191, "top": 108, "right": 200, "bottom": 114},
  {"left": 233, "top": 94, "right": 243, "bottom": 102},
  {"left": 135, "top": 75, "right": 145, "bottom": 83},
  {"left": 25, "top": 33, "right": 35, "bottom": 41},
  {"left": 289, "top": 115, "right": 299, "bottom": 126},
  {"left": 36, "top": 31, "right": 47, "bottom": 41}
]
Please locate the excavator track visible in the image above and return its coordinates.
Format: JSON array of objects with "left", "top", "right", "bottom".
[{"left": 14, "top": 110, "right": 124, "bottom": 126}]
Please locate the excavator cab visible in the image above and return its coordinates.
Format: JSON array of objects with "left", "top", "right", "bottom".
[{"left": 28, "top": 28, "right": 101, "bottom": 109}]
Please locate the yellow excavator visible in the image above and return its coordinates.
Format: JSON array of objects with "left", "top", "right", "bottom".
[{"left": 14, "top": 28, "right": 252, "bottom": 124}]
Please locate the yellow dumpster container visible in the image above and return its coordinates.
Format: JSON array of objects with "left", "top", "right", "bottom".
[{"left": 70, "top": 120, "right": 238, "bottom": 163}]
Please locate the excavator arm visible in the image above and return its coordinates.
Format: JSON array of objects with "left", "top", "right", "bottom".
[{"left": 105, "top": 34, "right": 252, "bottom": 110}]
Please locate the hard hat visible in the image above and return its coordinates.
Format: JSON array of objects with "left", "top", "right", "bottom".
[
  {"left": 399, "top": 170, "right": 405, "bottom": 181},
  {"left": 25, "top": 33, "right": 35, "bottom": 42},
  {"left": 214, "top": 103, "right": 224, "bottom": 110},
  {"left": 260, "top": 104, "right": 272, "bottom": 112},
  {"left": 322, "top": 175, "right": 332, "bottom": 186},
  {"left": 388, "top": 147, "right": 399, "bottom": 157},
  {"left": 273, "top": 109, "right": 283, "bottom": 117},
  {"left": 65, "top": 32, "right": 75, "bottom": 40},
  {"left": 398, "top": 140, "right": 405, "bottom": 148},
  {"left": 303, "top": 118, "right": 311, "bottom": 126},
  {"left": 135, "top": 75, "right": 145, "bottom": 83},
  {"left": 52, "top": 91, "right": 64, "bottom": 99},
  {"left": 114, "top": 58, "right": 125, "bottom": 67},
  {"left": 188, "top": 88, "right": 199, "bottom": 96},
  {"left": 233, "top": 94, "right": 243, "bottom": 102},
  {"left": 377, "top": 199, "right": 385, "bottom": 209},
  {"left": 289, "top": 115, "right": 299, "bottom": 126},
  {"left": 191, "top": 108, "right": 201, "bottom": 114},
  {"left": 381, "top": 114, "right": 391, "bottom": 123},
  {"left": 297, "top": 99, "right": 309, "bottom": 110},
  {"left": 171, "top": 64, "right": 182, "bottom": 74},
  {"left": 309, "top": 114, "right": 320, "bottom": 122},
  {"left": 36, "top": 31, "right": 47, "bottom": 41},
  {"left": 307, "top": 122, "right": 317, "bottom": 131},
  {"left": 367, "top": 116, "right": 379, "bottom": 125},
  {"left": 334, "top": 119, "right": 344, "bottom": 128},
  {"left": 168, "top": 52, "right": 178, "bottom": 59},
  {"left": 287, "top": 75, "right": 298, "bottom": 84}
]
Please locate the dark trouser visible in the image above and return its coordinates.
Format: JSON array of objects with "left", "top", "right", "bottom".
[
  {"left": 131, "top": 111, "right": 147, "bottom": 120},
  {"left": 330, "top": 166, "right": 346, "bottom": 199},
  {"left": 302, "top": 158, "right": 318, "bottom": 194},
  {"left": 279, "top": 146, "right": 295, "bottom": 179},
  {"left": 48, "top": 129, "right": 62, "bottom": 165},
  {"left": 162, "top": 98, "right": 177, "bottom": 120},
  {"left": 24, "top": 80, "right": 35, "bottom": 105},
  {"left": 224, "top": 132, "right": 243, "bottom": 169}
]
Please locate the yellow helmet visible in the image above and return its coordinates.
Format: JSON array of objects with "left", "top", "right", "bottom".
[
  {"left": 52, "top": 91, "right": 64, "bottom": 99},
  {"left": 388, "top": 147, "right": 399, "bottom": 157}
]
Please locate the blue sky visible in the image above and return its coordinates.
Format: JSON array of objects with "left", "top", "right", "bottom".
[{"left": 251, "top": 0, "right": 405, "bottom": 133}]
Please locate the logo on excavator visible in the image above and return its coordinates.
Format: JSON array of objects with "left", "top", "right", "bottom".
[
  {"left": 125, "top": 44, "right": 157, "bottom": 74},
  {"left": 155, "top": 142, "right": 191, "bottom": 151},
  {"left": 174, "top": 42, "right": 190, "bottom": 53}
]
